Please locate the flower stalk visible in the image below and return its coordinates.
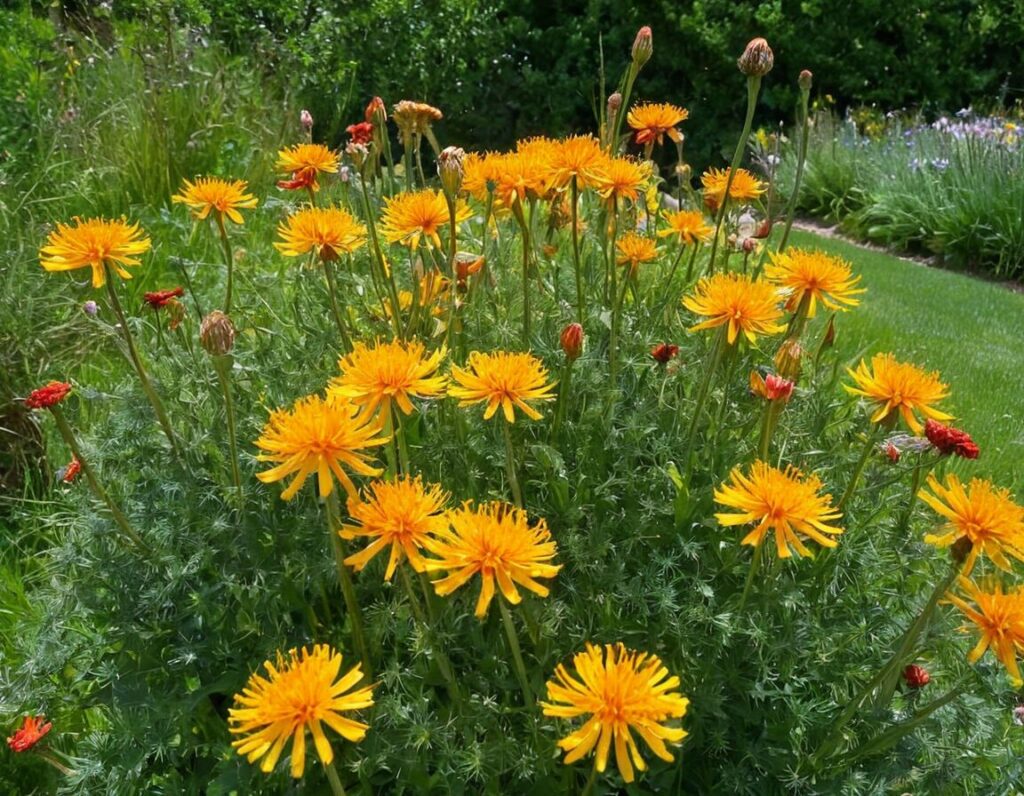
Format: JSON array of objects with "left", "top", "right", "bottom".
[
  {"left": 325, "top": 492, "right": 372, "bottom": 677},
  {"left": 682, "top": 327, "right": 729, "bottom": 480},
  {"left": 778, "top": 71, "right": 813, "bottom": 253},
  {"left": 502, "top": 421, "right": 524, "bottom": 507},
  {"left": 499, "top": 598, "right": 534, "bottom": 706}
]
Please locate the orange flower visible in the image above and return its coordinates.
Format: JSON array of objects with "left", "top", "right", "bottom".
[
  {"left": 448, "top": 350, "right": 557, "bottom": 422},
  {"left": 171, "top": 177, "right": 258, "bottom": 225},
  {"left": 39, "top": 217, "right": 151, "bottom": 288},
  {"left": 615, "top": 232, "right": 659, "bottom": 276},
  {"left": 380, "top": 189, "right": 471, "bottom": 250},
  {"left": 945, "top": 577, "right": 1024, "bottom": 685},
  {"left": 627, "top": 102, "right": 689, "bottom": 146},
  {"left": 544, "top": 135, "right": 609, "bottom": 190},
  {"left": 592, "top": 157, "right": 651, "bottom": 205},
  {"left": 700, "top": 167, "right": 765, "bottom": 211},
  {"left": 764, "top": 248, "right": 864, "bottom": 317},
  {"left": 7, "top": 715, "right": 52, "bottom": 753},
  {"left": 844, "top": 353, "right": 952, "bottom": 434},
  {"left": 683, "top": 273, "right": 785, "bottom": 344},
  {"left": 658, "top": 210, "right": 714, "bottom": 246},
  {"left": 275, "top": 143, "right": 339, "bottom": 191}
]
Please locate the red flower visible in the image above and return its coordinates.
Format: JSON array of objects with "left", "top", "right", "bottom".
[
  {"left": 143, "top": 286, "right": 185, "bottom": 310},
  {"left": 62, "top": 458, "right": 81, "bottom": 484},
  {"left": 651, "top": 343, "right": 679, "bottom": 364},
  {"left": 882, "top": 441, "right": 901, "bottom": 463},
  {"left": 560, "top": 323, "right": 584, "bottom": 361},
  {"left": 749, "top": 371, "right": 794, "bottom": 402},
  {"left": 25, "top": 382, "right": 72, "bottom": 410},
  {"left": 365, "top": 96, "right": 386, "bottom": 123},
  {"left": 902, "top": 663, "right": 930, "bottom": 689},
  {"left": 7, "top": 715, "right": 52, "bottom": 752},
  {"left": 924, "top": 419, "right": 979, "bottom": 459},
  {"left": 346, "top": 121, "right": 374, "bottom": 145}
]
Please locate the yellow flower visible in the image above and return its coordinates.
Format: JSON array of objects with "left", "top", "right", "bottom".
[
  {"left": 39, "top": 217, "right": 151, "bottom": 288},
  {"left": 423, "top": 500, "right": 561, "bottom": 617},
  {"left": 341, "top": 476, "right": 450, "bottom": 580},
  {"left": 657, "top": 210, "right": 714, "bottom": 246},
  {"left": 544, "top": 135, "right": 609, "bottom": 190},
  {"left": 448, "top": 350, "right": 557, "bottom": 422},
  {"left": 627, "top": 102, "right": 689, "bottom": 146},
  {"left": 171, "top": 176, "right": 258, "bottom": 225},
  {"left": 615, "top": 232, "right": 659, "bottom": 276},
  {"left": 714, "top": 461, "right": 843, "bottom": 558},
  {"left": 380, "top": 189, "right": 471, "bottom": 250},
  {"left": 682, "top": 273, "right": 785, "bottom": 344},
  {"left": 764, "top": 248, "right": 864, "bottom": 316},
  {"left": 461, "top": 151, "right": 504, "bottom": 203},
  {"left": 700, "top": 167, "right": 765, "bottom": 210},
  {"left": 275, "top": 143, "right": 339, "bottom": 191},
  {"left": 329, "top": 338, "right": 447, "bottom": 418},
  {"left": 945, "top": 578, "right": 1024, "bottom": 685},
  {"left": 541, "top": 642, "right": 689, "bottom": 783},
  {"left": 493, "top": 149, "right": 553, "bottom": 208},
  {"left": 592, "top": 157, "right": 651, "bottom": 205},
  {"left": 254, "top": 394, "right": 388, "bottom": 501},
  {"left": 920, "top": 473, "right": 1024, "bottom": 575},
  {"left": 844, "top": 353, "right": 953, "bottom": 434},
  {"left": 229, "top": 644, "right": 375, "bottom": 778},
  {"left": 274, "top": 206, "right": 368, "bottom": 260}
]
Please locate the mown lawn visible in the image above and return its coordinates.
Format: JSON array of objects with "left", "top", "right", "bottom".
[{"left": 789, "top": 228, "right": 1024, "bottom": 485}]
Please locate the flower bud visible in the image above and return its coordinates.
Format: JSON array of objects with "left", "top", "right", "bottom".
[
  {"left": 365, "top": 96, "right": 386, "bottom": 125},
  {"left": 798, "top": 69, "right": 813, "bottom": 93},
  {"left": 300, "top": 109, "right": 313, "bottom": 131},
  {"left": 820, "top": 314, "right": 836, "bottom": 349},
  {"left": 560, "top": 323, "right": 584, "bottom": 362},
  {"left": 437, "top": 146, "right": 466, "bottom": 199},
  {"left": 774, "top": 339, "right": 803, "bottom": 382},
  {"left": 631, "top": 26, "right": 653, "bottom": 68},
  {"left": 902, "top": 664, "right": 930, "bottom": 689},
  {"left": 738, "top": 37, "right": 774, "bottom": 78},
  {"left": 166, "top": 297, "right": 186, "bottom": 331},
  {"left": 83, "top": 300, "right": 98, "bottom": 316},
  {"left": 651, "top": 342, "right": 679, "bottom": 364},
  {"left": 200, "top": 310, "right": 235, "bottom": 357},
  {"left": 607, "top": 92, "right": 622, "bottom": 116}
]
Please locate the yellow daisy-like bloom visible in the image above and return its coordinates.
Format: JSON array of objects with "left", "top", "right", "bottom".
[
  {"left": 448, "top": 350, "right": 557, "bottom": 422},
  {"left": 329, "top": 338, "right": 447, "bottom": 418},
  {"left": 39, "top": 217, "right": 151, "bottom": 288},
  {"left": 461, "top": 151, "right": 504, "bottom": 203},
  {"left": 254, "top": 394, "right": 388, "bottom": 501},
  {"left": 228, "top": 644, "right": 375, "bottom": 778},
  {"left": 545, "top": 135, "right": 609, "bottom": 190},
  {"left": 764, "top": 248, "right": 865, "bottom": 317},
  {"left": 844, "top": 353, "right": 953, "bottom": 434},
  {"left": 492, "top": 150, "right": 552, "bottom": 208},
  {"left": 274, "top": 206, "right": 368, "bottom": 260},
  {"left": 714, "top": 461, "right": 844, "bottom": 558},
  {"left": 945, "top": 578, "right": 1024, "bottom": 685},
  {"left": 657, "top": 210, "right": 714, "bottom": 246},
  {"left": 541, "top": 642, "right": 689, "bottom": 784},
  {"left": 422, "top": 500, "right": 561, "bottom": 617},
  {"left": 615, "top": 232, "right": 659, "bottom": 276},
  {"left": 682, "top": 272, "right": 785, "bottom": 344},
  {"left": 592, "top": 157, "right": 651, "bottom": 205},
  {"left": 700, "top": 167, "right": 766, "bottom": 209},
  {"left": 275, "top": 143, "right": 339, "bottom": 191},
  {"left": 627, "top": 102, "right": 689, "bottom": 146},
  {"left": 919, "top": 473, "right": 1024, "bottom": 575},
  {"left": 380, "top": 189, "right": 471, "bottom": 250},
  {"left": 171, "top": 176, "right": 258, "bottom": 225},
  {"left": 341, "top": 475, "right": 450, "bottom": 580}
]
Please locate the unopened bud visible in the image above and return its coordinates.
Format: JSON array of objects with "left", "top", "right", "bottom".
[
  {"left": 631, "top": 26, "right": 653, "bottom": 68},
  {"left": 738, "top": 38, "right": 774, "bottom": 78},
  {"left": 365, "top": 96, "right": 386, "bottom": 124},
  {"left": 200, "top": 310, "right": 235, "bottom": 357},
  {"left": 166, "top": 297, "right": 186, "bottom": 331},
  {"left": 83, "top": 300, "right": 98, "bottom": 316},
  {"left": 902, "top": 664, "right": 930, "bottom": 689},
  {"left": 607, "top": 92, "right": 622, "bottom": 115},
  {"left": 742, "top": 237, "right": 756, "bottom": 254},
  {"left": 798, "top": 69, "right": 813, "bottom": 92},
  {"left": 560, "top": 323, "right": 584, "bottom": 361},
  {"left": 300, "top": 109, "right": 313, "bottom": 131},
  {"left": 437, "top": 146, "right": 466, "bottom": 198},
  {"left": 821, "top": 315, "right": 836, "bottom": 349},
  {"left": 774, "top": 339, "right": 803, "bottom": 382}
]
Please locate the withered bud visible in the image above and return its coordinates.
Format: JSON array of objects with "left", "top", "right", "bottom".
[
  {"left": 300, "top": 109, "right": 313, "bottom": 131},
  {"left": 200, "top": 310, "right": 235, "bottom": 357},
  {"left": 738, "top": 37, "right": 774, "bottom": 78},
  {"left": 607, "top": 92, "right": 623, "bottom": 115},
  {"left": 675, "top": 163, "right": 692, "bottom": 181},
  {"left": 166, "top": 297, "right": 186, "bottom": 331},
  {"left": 346, "top": 142, "right": 370, "bottom": 171},
  {"left": 774, "top": 338, "right": 804, "bottom": 382},
  {"left": 631, "top": 26, "right": 653, "bottom": 68},
  {"left": 821, "top": 315, "right": 836, "bottom": 349},
  {"left": 798, "top": 69, "right": 813, "bottom": 92},
  {"left": 560, "top": 323, "right": 584, "bottom": 361},
  {"left": 437, "top": 146, "right": 466, "bottom": 198}
]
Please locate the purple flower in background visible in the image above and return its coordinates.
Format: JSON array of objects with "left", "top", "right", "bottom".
[{"left": 83, "top": 300, "right": 98, "bottom": 316}]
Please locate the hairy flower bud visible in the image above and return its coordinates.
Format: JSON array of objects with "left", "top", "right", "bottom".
[
  {"left": 300, "top": 109, "right": 313, "bottom": 131},
  {"left": 902, "top": 664, "right": 930, "bottom": 689},
  {"left": 798, "top": 69, "right": 813, "bottom": 93},
  {"left": 83, "top": 300, "right": 98, "bottom": 316},
  {"left": 738, "top": 37, "right": 774, "bottom": 78},
  {"left": 437, "top": 146, "right": 466, "bottom": 199},
  {"left": 200, "top": 310, "right": 235, "bottom": 357},
  {"left": 774, "top": 339, "right": 803, "bottom": 382},
  {"left": 365, "top": 96, "right": 387, "bottom": 125},
  {"left": 561, "top": 323, "right": 584, "bottom": 361},
  {"left": 631, "top": 26, "right": 653, "bottom": 68},
  {"left": 607, "top": 92, "right": 623, "bottom": 116}
]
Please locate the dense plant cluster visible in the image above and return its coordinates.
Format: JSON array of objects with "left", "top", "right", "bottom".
[
  {"left": 776, "top": 108, "right": 1024, "bottom": 280},
  {"left": 4, "top": 24, "right": 1024, "bottom": 796}
]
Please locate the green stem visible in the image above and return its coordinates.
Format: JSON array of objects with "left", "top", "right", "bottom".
[
  {"left": 571, "top": 176, "right": 585, "bottom": 322},
  {"left": 213, "top": 356, "right": 243, "bottom": 505},
  {"left": 322, "top": 257, "right": 353, "bottom": 352},
  {"left": 581, "top": 762, "right": 599, "bottom": 796},
  {"left": 837, "top": 430, "right": 881, "bottom": 511},
  {"left": 682, "top": 327, "right": 729, "bottom": 480},
  {"left": 399, "top": 565, "right": 461, "bottom": 704},
  {"left": 514, "top": 200, "right": 532, "bottom": 346},
  {"left": 757, "top": 400, "right": 783, "bottom": 462},
  {"left": 215, "top": 213, "right": 235, "bottom": 313},
  {"left": 896, "top": 458, "right": 929, "bottom": 534},
  {"left": 707, "top": 75, "right": 762, "bottom": 276},
  {"left": 778, "top": 88, "right": 812, "bottom": 253},
  {"left": 502, "top": 421, "right": 524, "bottom": 507},
  {"left": 738, "top": 540, "right": 765, "bottom": 611},
  {"left": 393, "top": 405, "right": 411, "bottom": 475},
  {"left": 104, "top": 268, "right": 181, "bottom": 460},
  {"left": 611, "top": 64, "right": 638, "bottom": 154},
  {"left": 550, "top": 362, "right": 572, "bottom": 441},
  {"left": 359, "top": 178, "right": 403, "bottom": 337},
  {"left": 324, "top": 759, "right": 347, "bottom": 796},
  {"left": 325, "top": 492, "right": 372, "bottom": 677},
  {"left": 51, "top": 406, "right": 148, "bottom": 553},
  {"left": 498, "top": 598, "right": 534, "bottom": 706},
  {"left": 609, "top": 267, "right": 630, "bottom": 390}
]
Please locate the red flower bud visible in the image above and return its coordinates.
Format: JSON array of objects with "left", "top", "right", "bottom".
[
  {"left": 631, "top": 26, "right": 653, "bottom": 68},
  {"left": 365, "top": 96, "right": 387, "bottom": 124},
  {"left": 902, "top": 664, "right": 930, "bottom": 689},
  {"left": 561, "top": 323, "right": 584, "bottom": 361},
  {"left": 300, "top": 109, "right": 313, "bottom": 130},
  {"left": 924, "top": 419, "right": 979, "bottom": 459},
  {"left": 882, "top": 441, "right": 901, "bottom": 463},
  {"left": 25, "top": 381, "right": 72, "bottom": 410},
  {"left": 62, "top": 457, "right": 81, "bottom": 483},
  {"left": 651, "top": 342, "right": 679, "bottom": 364}
]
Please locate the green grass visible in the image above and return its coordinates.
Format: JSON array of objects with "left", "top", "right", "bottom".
[{"left": 789, "top": 228, "right": 1024, "bottom": 485}]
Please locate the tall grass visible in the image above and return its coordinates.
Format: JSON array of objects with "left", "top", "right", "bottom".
[{"left": 777, "top": 111, "right": 1024, "bottom": 280}]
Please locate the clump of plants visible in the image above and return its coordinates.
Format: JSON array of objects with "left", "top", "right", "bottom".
[{"left": 5, "top": 26, "right": 1023, "bottom": 795}]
